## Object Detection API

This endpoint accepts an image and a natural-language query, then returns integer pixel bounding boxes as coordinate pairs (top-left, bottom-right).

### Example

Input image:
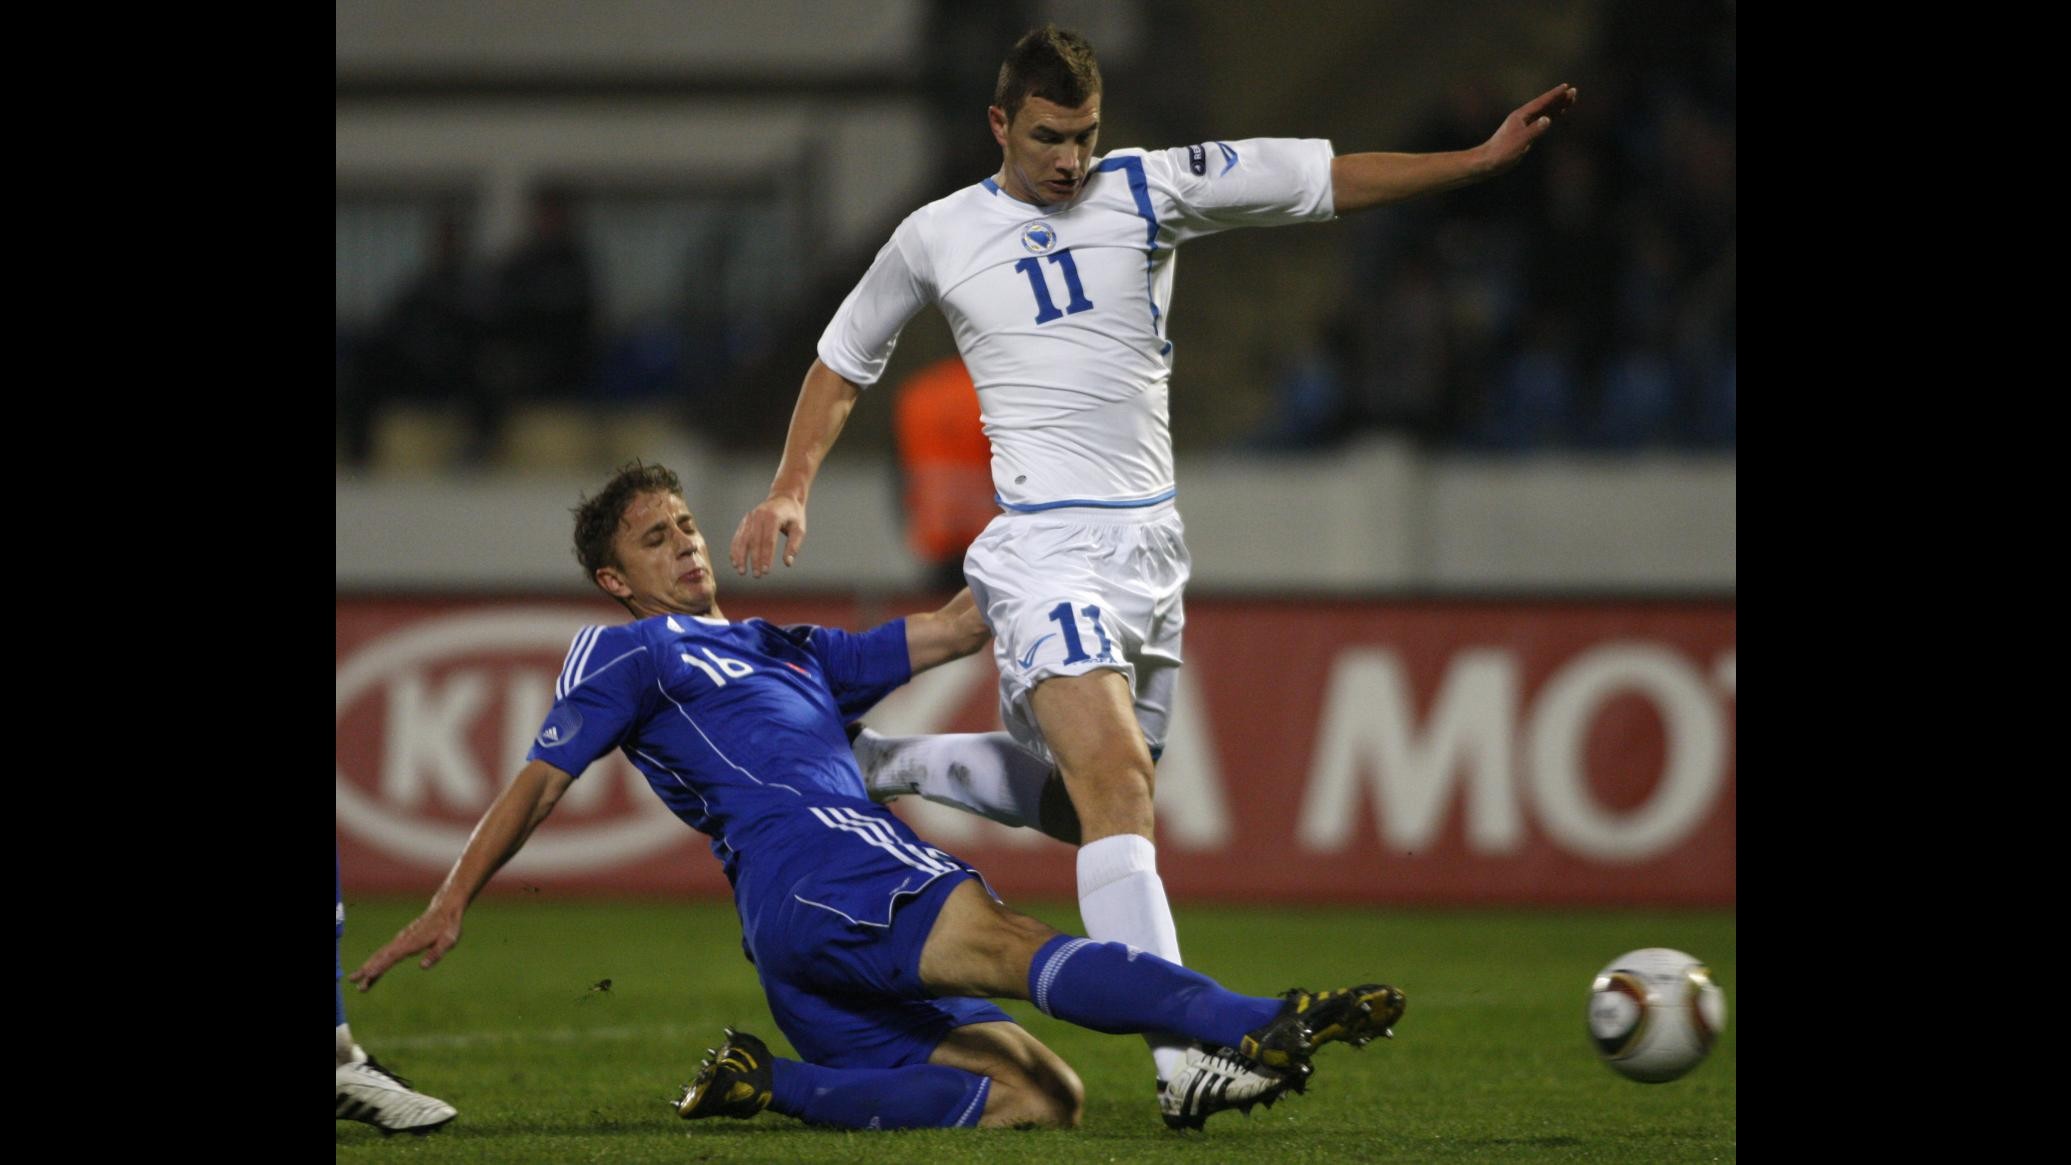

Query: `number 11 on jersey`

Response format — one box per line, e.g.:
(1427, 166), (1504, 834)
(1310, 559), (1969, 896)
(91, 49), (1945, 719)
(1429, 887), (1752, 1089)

(1015, 250), (1095, 325)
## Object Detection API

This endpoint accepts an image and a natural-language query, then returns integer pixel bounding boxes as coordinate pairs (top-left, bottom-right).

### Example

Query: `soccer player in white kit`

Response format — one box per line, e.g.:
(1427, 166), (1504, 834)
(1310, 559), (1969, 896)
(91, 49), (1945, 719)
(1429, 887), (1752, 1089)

(733, 24), (1575, 1121)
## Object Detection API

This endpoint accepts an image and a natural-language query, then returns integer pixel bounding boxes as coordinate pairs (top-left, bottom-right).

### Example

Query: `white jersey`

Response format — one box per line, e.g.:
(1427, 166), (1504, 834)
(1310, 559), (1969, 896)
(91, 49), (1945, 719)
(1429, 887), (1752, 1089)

(818, 138), (1336, 511)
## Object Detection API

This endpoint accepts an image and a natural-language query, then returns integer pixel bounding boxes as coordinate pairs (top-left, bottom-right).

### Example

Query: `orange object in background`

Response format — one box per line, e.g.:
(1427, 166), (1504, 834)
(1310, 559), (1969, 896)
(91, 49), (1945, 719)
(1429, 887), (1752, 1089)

(893, 357), (997, 579)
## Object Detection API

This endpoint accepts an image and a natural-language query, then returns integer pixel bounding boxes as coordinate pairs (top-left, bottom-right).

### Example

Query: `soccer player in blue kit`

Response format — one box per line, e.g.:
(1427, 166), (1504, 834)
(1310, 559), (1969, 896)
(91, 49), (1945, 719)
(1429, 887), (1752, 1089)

(731, 24), (1575, 1119)
(350, 462), (1403, 1131)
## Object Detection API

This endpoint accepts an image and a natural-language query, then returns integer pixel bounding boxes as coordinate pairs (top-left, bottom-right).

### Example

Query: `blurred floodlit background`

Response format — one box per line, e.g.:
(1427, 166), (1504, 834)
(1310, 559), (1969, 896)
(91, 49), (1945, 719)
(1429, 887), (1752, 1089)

(336, 0), (1733, 598)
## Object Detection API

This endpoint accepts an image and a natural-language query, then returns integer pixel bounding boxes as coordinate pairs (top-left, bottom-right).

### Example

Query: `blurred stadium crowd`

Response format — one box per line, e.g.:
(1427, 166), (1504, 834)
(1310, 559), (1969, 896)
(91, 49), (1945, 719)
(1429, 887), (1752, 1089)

(336, 0), (1732, 470)
(1263, 2), (1734, 453)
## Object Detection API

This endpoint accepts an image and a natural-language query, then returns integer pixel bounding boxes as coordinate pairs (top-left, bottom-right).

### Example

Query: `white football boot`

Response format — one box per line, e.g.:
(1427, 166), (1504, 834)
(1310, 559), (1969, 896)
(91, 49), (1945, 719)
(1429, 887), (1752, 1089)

(336, 1053), (457, 1135)
(1158, 1043), (1308, 1131)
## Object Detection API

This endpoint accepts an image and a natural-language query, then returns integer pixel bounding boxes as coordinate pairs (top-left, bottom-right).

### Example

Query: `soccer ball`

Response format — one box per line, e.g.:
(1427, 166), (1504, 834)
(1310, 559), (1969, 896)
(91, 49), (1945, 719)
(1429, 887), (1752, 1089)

(1587, 948), (1727, 1083)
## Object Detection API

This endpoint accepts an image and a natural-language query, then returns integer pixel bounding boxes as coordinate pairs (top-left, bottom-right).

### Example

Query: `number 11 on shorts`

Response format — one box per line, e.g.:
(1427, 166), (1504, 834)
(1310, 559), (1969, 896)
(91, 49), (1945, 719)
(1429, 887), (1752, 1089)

(1047, 601), (1116, 664)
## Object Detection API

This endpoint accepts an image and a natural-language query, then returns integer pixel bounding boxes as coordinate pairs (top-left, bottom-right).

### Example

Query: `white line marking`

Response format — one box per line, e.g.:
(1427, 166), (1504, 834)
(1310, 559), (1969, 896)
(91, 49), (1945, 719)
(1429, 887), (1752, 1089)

(371, 1022), (693, 1052)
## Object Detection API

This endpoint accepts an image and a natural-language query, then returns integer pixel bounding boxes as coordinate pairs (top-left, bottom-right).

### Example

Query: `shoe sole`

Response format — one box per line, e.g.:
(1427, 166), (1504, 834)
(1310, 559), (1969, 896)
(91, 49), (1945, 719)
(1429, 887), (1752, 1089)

(1242, 985), (1407, 1069)
(675, 1069), (717, 1119)
(337, 1097), (456, 1135)
(378, 1116), (455, 1137)
(1307, 985), (1406, 1050)
(676, 1030), (771, 1120)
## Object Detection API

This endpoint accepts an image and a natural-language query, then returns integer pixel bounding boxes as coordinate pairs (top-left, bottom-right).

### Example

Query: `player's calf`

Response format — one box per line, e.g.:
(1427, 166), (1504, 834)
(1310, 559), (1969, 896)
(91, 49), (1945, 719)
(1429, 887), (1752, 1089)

(849, 726), (1082, 844)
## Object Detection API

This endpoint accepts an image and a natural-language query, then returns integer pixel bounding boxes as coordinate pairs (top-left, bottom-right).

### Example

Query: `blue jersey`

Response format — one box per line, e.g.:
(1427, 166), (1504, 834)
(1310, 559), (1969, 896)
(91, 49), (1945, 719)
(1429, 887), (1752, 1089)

(525, 613), (913, 887)
(524, 610), (1008, 1053)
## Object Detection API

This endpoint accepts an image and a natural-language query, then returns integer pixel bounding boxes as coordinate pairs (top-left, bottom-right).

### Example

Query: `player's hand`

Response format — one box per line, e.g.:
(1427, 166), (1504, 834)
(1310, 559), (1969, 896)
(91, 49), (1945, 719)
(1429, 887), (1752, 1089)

(1481, 83), (1577, 175)
(730, 494), (808, 577)
(348, 910), (463, 992)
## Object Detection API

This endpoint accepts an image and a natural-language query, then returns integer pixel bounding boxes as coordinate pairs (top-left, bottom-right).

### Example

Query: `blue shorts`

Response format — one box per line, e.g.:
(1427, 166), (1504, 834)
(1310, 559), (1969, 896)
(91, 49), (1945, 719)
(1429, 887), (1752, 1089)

(735, 801), (1014, 1069)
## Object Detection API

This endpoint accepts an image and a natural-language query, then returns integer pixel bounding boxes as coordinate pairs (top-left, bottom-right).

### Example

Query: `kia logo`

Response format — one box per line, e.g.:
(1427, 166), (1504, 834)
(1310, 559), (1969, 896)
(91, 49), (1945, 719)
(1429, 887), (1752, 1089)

(336, 609), (684, 873)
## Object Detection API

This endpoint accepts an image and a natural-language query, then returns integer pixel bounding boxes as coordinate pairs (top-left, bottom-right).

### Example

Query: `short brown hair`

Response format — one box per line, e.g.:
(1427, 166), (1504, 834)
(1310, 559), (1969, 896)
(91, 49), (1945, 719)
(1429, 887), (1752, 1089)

(993, 25), (1101, 123)
(571, 460), (683, 582)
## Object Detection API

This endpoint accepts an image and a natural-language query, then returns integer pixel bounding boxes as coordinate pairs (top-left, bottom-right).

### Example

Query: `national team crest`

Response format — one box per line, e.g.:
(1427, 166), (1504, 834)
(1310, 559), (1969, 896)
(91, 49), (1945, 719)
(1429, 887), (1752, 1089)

(1020, 222), (1058, 254)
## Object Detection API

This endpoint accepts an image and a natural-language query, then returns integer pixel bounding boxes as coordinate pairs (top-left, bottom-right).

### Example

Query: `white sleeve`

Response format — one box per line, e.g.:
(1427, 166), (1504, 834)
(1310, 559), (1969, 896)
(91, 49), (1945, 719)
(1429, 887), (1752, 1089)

(1148, 138), (1337, 243)
(815, 216), (935, 389)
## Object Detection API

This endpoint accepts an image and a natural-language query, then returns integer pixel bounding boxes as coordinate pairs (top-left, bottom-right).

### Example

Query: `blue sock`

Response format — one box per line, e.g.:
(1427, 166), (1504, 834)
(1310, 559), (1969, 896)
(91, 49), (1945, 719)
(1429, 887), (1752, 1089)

(1027, 935), (1285, 1049)
(769, 1057), (991, 1129)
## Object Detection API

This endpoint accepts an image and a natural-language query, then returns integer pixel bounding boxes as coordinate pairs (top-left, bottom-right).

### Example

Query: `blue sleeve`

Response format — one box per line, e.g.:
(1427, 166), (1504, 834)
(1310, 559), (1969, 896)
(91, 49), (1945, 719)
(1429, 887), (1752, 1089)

(525, 624), (656, 776)
(805, 619), (913, 721)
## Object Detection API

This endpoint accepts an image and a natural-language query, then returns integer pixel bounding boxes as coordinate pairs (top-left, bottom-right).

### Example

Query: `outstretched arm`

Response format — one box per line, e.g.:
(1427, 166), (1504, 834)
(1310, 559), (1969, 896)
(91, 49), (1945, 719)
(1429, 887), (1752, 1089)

(348, 759), (576, 991)
(905, 587), (991, 674)
(730, 359), (865, 577)
(1330, 83), (1577, 213)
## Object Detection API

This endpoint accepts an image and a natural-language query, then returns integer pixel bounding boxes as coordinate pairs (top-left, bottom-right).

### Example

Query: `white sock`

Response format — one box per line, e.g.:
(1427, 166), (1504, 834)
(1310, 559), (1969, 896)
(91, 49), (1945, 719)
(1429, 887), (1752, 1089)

(1076, 833), (1189, 1083)
(336, 1022), (364, 1068)
(854, 730), (1053, 830)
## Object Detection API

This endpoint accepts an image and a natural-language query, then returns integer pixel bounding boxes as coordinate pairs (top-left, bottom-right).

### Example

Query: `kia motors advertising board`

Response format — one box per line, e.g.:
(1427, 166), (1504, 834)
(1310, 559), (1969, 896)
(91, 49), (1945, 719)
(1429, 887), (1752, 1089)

(338, 598), (1734, 904)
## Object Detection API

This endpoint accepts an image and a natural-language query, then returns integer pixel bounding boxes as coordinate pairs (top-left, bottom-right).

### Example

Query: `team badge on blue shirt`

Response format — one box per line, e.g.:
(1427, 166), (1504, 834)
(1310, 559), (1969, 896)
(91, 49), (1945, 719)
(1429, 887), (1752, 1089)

(1020, 222), (1058, 254)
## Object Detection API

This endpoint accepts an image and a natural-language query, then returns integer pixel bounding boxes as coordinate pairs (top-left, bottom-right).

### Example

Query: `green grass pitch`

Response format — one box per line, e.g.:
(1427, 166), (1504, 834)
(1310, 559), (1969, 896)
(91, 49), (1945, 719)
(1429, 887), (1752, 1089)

(338, 897), (1735, 1161)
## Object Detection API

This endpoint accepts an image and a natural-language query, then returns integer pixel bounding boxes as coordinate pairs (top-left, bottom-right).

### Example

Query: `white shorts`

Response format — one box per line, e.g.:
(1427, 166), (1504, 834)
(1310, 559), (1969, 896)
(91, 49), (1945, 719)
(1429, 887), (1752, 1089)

(962, 501), (1190, 763)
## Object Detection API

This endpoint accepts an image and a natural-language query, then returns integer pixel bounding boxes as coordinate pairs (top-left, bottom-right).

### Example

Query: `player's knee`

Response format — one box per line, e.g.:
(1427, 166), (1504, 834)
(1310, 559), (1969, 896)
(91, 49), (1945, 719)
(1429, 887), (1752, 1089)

(983, 900), (1063, 964)
(1067, 779), (1155, 842)
(982, 1061), (1084, 1129)
(1056, 754), (1156, 834)
(1027, 1060), (1085, 1128)
(1041, 1058), (1085, 1127)
(924, 889), (1064, 995)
